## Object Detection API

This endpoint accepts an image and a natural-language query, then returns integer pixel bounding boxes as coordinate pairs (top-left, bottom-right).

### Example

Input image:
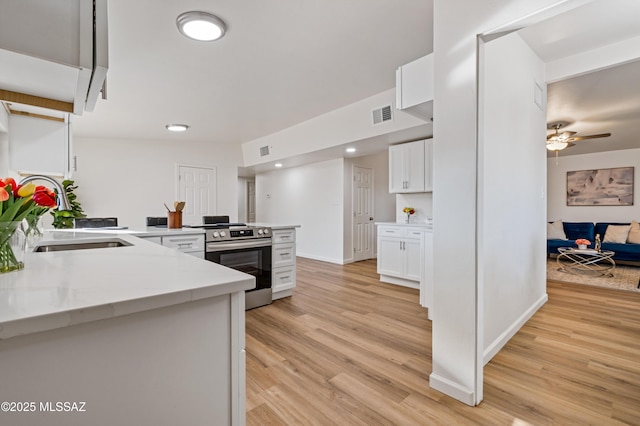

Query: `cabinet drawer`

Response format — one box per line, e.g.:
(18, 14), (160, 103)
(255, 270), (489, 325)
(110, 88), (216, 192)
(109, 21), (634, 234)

(402, 228), (424, 239)
(273, 266), (296, 292)
(378, 227), (402, 237)
(273, 243), (295, 268)
(272, 229), (296, 244)
(162, 234), (205, 253)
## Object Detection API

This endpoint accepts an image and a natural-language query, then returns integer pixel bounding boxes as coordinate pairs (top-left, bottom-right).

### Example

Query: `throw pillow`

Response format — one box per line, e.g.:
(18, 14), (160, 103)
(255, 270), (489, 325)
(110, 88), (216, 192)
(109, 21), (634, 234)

(603, 224), (631, 244)
(547, 220), (567, 240)
(627, 221), (640, 244)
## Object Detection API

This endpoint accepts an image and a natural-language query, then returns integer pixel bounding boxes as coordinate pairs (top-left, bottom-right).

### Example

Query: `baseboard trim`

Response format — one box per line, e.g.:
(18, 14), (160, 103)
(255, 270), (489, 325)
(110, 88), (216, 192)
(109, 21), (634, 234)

(429, 373), (476, 406)
(296, 253), (345, 265)
(379, 275), (420, 289)
(483, 292), (549, 365)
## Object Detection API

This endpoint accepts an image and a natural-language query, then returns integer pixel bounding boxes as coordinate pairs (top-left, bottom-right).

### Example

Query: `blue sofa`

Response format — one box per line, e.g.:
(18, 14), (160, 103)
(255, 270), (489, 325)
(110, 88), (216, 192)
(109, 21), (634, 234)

(547, 221), (640, 263)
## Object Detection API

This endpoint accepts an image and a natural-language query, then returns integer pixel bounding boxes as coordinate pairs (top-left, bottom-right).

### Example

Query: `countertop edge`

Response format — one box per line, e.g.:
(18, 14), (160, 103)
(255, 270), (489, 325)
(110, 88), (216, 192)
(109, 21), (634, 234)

(0, 278), (254, 341)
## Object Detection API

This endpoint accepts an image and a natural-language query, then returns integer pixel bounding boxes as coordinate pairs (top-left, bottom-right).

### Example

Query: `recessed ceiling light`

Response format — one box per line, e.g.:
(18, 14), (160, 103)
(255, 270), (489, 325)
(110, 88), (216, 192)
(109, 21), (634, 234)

(274, 163), (283, 168)
(346, 147), (356, 153)
(166, 124), (189, 132)
(176, 11), (227, 41)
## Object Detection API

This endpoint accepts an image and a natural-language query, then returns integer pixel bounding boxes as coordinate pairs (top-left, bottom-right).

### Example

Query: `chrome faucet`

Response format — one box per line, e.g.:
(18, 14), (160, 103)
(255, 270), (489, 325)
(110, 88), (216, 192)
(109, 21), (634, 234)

(18, 175), (71, 211)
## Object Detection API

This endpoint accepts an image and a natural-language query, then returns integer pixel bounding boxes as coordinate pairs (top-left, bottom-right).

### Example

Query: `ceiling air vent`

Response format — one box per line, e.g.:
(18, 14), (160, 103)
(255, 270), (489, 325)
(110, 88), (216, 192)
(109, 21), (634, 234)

(259, 145), (270, 156)
(372, 105), (392, 125)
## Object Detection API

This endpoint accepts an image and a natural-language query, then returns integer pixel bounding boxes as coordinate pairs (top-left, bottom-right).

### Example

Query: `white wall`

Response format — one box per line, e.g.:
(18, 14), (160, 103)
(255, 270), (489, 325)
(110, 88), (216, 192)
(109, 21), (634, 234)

(548, 148), (640, 222)
(432, 0), (568, 406)
(242, 89), (428, 167)
(395, 193), (432, 224)
(480, 32), (548, 365)
(73, 138), (242, 228)
(255, 158), (345, 264)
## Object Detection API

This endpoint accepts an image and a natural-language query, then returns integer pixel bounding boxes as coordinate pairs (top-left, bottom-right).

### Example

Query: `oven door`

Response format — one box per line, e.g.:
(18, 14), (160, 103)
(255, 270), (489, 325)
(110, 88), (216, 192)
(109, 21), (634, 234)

(206, 240), (272, 309)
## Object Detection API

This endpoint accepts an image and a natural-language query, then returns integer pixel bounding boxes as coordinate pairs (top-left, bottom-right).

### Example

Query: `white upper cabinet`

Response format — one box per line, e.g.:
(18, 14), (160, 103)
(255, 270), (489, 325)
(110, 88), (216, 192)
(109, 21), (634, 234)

(396, 53), (434, 120)
(389, 140), (425, 193)
(8, 114), (74, 178)
(0, 0), (108, 115)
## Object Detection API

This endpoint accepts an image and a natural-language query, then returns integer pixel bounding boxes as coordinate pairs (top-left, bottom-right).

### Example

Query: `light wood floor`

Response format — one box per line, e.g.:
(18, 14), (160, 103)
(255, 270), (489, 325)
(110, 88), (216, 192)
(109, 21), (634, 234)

(246, 258), (640, 425)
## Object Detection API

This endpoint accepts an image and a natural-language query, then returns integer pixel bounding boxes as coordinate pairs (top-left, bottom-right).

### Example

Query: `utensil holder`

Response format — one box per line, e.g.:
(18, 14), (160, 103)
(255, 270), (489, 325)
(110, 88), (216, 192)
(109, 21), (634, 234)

(168, 211), (182, 229)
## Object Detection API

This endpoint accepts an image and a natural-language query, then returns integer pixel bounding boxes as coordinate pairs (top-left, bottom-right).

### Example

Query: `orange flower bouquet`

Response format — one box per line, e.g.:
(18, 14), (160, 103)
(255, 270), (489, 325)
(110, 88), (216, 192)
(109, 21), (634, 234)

(575, 238), (590, 249)
(1, 177), (57, 273)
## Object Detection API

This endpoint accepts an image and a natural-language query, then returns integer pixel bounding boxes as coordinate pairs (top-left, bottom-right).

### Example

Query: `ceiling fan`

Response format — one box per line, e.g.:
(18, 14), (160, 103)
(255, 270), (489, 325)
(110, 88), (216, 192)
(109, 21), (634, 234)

(546, 121), (611, 151)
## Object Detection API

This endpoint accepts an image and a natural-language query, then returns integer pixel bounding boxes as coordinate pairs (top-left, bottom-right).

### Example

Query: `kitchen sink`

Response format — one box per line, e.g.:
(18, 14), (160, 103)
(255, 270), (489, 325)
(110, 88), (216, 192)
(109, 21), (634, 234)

(34, 238), (132, 252)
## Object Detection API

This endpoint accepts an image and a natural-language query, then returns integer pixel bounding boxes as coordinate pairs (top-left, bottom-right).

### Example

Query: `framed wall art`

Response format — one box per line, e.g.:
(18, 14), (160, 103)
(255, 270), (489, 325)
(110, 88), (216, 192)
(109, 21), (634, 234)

(567, 166), (634, 206)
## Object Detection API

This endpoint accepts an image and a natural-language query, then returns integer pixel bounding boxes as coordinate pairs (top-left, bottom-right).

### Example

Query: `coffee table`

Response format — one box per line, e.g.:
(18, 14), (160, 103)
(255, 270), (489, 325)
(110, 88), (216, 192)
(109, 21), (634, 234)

(556, 247), (616, 276)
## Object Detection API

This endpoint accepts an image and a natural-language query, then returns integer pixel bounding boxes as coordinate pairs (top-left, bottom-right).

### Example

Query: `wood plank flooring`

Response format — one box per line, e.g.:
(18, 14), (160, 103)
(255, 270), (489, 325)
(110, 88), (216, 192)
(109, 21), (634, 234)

(246, 258), (640, 425)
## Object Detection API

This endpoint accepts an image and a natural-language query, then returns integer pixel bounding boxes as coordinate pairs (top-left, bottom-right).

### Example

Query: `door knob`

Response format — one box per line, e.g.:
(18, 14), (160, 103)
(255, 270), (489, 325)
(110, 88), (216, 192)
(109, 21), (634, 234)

(369, 217), (374, 220)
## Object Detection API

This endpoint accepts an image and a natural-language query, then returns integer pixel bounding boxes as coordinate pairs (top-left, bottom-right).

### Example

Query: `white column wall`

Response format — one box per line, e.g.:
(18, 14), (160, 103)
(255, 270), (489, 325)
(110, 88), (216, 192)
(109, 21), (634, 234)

(431, 0), (568, 405)
(480, 32), (548, 364)
(72, 138), (242, 228)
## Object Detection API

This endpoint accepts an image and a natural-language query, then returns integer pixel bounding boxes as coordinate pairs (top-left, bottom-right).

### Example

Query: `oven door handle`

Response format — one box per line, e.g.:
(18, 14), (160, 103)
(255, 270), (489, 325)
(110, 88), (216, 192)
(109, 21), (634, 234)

(206, 240), (271, 252)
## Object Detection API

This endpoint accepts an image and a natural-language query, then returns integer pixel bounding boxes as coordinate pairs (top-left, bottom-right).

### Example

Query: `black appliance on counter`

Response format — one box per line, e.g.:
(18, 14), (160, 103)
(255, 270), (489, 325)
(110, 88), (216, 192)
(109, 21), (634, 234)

(146, 217), (168, 227)
(189, 216), (273, 310)
(74, 217), (121, 228)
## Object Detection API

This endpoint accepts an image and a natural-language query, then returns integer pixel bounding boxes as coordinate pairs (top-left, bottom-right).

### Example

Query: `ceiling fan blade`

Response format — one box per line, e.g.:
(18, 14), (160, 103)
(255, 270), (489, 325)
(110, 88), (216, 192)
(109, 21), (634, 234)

(568, 133), (612, 142)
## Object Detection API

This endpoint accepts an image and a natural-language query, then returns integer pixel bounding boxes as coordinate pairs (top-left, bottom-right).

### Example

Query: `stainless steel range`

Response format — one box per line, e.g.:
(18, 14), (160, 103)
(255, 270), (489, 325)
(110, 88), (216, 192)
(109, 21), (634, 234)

(190, 217), (272, 310)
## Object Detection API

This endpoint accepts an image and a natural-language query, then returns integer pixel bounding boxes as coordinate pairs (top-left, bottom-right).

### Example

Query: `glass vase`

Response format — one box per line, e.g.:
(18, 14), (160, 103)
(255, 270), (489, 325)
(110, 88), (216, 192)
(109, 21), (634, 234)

(406, 214), (411, 224)
(23, 215), (44, 248)
(0, 221), (26, 273)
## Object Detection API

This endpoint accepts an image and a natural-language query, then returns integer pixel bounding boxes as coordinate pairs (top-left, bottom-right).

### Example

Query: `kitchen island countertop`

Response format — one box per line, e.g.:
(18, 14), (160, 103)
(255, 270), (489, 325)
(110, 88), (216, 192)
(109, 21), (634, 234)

(0, 230), (254, 340)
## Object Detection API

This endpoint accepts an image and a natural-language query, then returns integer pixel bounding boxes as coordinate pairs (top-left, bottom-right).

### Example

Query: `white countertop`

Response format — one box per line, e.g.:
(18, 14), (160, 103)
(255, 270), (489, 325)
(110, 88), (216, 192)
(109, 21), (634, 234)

(376, 221), (433, 229)
(246, 223), (301, 230)
(0, 231), (255, 340)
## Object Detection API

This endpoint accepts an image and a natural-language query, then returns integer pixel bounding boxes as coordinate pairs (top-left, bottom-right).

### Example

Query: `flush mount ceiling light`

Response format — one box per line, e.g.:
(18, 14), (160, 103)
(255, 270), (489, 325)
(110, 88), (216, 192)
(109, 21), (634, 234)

(176, 11), (226, 41)
(166, 124), (189, 132)
(274, 163), (283, 168)
(345, 147), (356, 153)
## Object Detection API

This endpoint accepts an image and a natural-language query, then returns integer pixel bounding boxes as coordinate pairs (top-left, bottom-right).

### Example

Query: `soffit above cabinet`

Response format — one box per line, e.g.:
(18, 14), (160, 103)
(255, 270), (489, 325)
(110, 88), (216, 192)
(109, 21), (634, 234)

(0, 0), (108, 115)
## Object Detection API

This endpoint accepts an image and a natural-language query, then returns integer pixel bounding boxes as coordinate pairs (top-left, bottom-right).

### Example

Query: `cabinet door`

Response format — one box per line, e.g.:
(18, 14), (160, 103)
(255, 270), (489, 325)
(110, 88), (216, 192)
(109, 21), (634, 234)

(424, 138), (433, 192)
(9, 114), (73, 177)
(377, 237), (404, 277)
(388, 144), (406, 193)
(405, 140), (425, 192)
(389, 140), (425, 193)
(404, 239), (422, 281)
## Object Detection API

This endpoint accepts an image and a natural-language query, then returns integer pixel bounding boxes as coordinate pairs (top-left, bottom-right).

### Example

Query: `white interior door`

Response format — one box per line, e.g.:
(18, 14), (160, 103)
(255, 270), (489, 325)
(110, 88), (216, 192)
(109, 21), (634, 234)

(177, 165), (216, 225)
(353, 166), (374, 262)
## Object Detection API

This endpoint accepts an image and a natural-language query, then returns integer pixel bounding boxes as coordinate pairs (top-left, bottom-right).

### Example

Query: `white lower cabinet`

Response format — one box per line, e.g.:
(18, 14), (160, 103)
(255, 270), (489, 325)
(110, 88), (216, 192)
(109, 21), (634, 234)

(377, 225), (425, 289)
(272, 228), (297, 300)
(139, 233), (205, 258)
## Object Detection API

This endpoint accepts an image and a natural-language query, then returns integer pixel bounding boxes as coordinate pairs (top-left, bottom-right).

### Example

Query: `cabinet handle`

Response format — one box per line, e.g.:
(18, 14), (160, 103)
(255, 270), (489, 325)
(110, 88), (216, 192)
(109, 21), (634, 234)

(178, 243), (193, 248)
(281, 275), (290, 280)
(280, 252), (290, 256)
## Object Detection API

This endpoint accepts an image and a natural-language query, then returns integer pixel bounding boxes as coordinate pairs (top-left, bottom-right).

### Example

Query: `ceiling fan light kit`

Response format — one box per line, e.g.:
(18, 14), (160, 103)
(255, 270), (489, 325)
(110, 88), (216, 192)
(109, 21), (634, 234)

(546, 121), (611, 152)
